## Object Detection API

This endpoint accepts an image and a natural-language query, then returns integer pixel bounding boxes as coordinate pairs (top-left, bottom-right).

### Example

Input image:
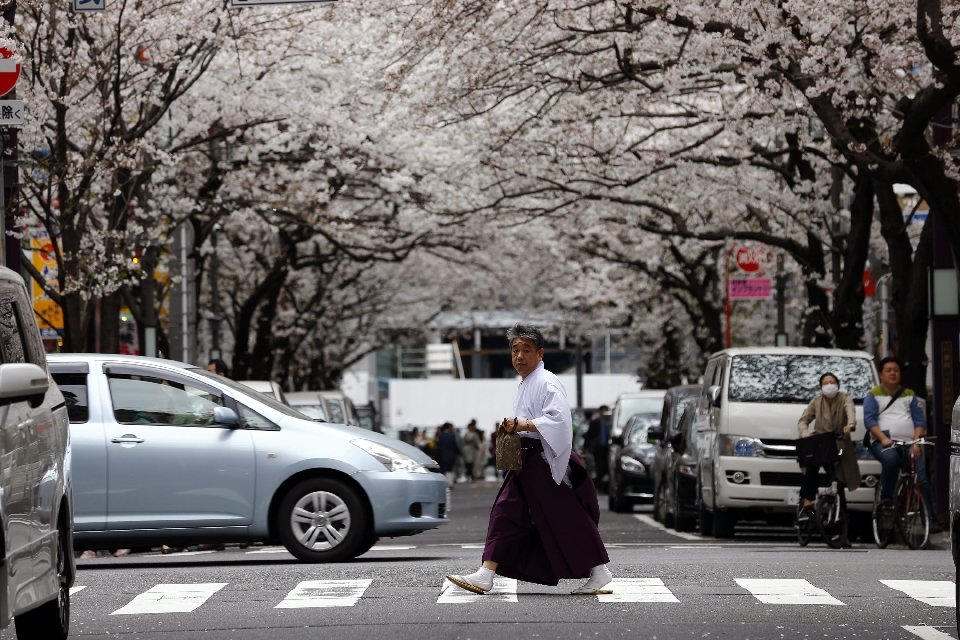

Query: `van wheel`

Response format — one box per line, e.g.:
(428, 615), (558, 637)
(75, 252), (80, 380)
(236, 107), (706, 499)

(15, 518), (70, 640)
(277, 478), (369, 562)
(712, 509), (736, 538)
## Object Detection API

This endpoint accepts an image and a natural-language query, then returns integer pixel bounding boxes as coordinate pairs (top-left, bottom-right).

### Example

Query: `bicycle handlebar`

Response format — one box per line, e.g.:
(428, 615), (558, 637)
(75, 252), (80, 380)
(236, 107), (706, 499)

(885, 436), (936, 448)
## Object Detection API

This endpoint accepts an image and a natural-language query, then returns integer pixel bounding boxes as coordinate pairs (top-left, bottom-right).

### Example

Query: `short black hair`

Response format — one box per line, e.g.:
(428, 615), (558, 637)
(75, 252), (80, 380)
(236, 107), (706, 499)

(506, 323), (545, 350)
(208, 358), (229, 377)
(878, 356), (903, 372)
(819, 372), (840, 386)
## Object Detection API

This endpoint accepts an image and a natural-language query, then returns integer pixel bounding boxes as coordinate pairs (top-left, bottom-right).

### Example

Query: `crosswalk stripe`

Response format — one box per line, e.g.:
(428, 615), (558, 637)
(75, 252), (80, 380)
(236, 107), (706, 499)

(439, 577), (517, 603)
(735, 579), (844, 605)
(275, 579), (372, 608)
(598, 578), (679, 603)
(902, 626), (956, 640)
(881, 580), (955, 607)
(70, 586), (86, 596)
(633, 514), (701, 541)
(111, 583), (227, 615)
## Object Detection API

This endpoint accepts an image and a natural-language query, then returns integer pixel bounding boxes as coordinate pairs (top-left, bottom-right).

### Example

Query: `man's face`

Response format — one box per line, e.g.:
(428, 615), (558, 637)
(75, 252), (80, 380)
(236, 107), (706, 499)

(880, 362), (901, 388)
(511, 337), (544, 378)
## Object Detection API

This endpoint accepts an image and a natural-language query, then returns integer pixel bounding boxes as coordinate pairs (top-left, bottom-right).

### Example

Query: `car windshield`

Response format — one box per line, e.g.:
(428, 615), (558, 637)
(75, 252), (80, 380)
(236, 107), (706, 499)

(617, 397), (664, 428)
(626, 415), (660, 446)
(727, 354), (876, 404)
(290, 404), (327, 421)
(191, 369), (309, 419)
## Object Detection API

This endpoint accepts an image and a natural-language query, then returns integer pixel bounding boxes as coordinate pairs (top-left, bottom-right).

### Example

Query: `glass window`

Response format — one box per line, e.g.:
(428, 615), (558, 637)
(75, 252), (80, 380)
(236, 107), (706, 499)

(727, 354), (876, 404)
(0, 300), (25, 365)
(325, 399), (345, 424)
(108, 374), (221, 426)
(291, 404), (327, 421)
(625, 415), (660, 447)
(52, 372), (89, 423)
(236, 403), (278, 430)
(191, 369), (309, 420)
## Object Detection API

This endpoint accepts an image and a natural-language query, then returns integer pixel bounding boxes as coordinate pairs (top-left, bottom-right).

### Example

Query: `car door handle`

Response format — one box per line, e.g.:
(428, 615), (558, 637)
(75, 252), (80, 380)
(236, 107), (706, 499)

(111, 435), (145, 444)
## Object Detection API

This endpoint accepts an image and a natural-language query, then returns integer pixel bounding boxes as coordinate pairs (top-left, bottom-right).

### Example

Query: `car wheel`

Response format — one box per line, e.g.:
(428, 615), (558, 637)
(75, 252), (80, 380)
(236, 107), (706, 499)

(15, 517), (70, 640)
(277, 478), (369, 563)
(674, 491), (693, 532)
(712, 508), (735, 538)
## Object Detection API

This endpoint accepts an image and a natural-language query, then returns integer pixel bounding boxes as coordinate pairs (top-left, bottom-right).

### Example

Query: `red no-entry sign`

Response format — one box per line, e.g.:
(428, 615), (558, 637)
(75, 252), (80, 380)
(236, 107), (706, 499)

(0, 48), (21, 98)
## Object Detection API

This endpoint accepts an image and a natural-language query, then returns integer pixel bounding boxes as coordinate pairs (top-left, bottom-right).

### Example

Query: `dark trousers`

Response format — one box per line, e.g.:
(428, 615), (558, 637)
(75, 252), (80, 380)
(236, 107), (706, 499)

(482, 441), (609, 585)
(800, 462), (834, 502)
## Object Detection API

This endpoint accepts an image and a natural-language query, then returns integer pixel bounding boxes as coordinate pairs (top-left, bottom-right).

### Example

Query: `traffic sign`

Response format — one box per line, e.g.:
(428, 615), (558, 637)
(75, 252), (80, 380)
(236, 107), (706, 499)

(230, 0), (336, 5)
(0, 100), (25, 127)
(734, 245), (773, 274)
(0, 48), (20, 98)
(72, 0), (106, 11)
(729, 278), (772, 299)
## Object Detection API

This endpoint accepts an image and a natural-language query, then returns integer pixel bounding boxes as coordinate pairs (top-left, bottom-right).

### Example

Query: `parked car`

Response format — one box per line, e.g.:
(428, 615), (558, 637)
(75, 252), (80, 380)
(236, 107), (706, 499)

(650, 384), (702, 525)
(693, 347), (881, 539)
(286, 391), (330, 421)
(319, 390), (359, 426)
(610, 390), (666, 440)
(48, 354), (448, 562)
(0, 266), (74, 639)
(238, 379), (289, 405)
(659, 397), (700, 531)
(607, 412), (660, 512)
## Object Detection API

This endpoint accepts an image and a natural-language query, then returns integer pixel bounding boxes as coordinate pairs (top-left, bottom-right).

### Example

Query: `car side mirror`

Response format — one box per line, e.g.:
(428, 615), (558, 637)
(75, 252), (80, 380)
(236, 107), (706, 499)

(670, 433), (686, 454)
(0, 363), (49, 408)
(214, 406), (240, 427)
(709, 385), (722, 408)
(648, 426), (664, 441)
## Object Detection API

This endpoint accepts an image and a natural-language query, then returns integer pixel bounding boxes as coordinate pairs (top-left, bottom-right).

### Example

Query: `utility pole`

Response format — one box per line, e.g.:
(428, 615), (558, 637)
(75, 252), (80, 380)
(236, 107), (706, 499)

(1, 0), (18, 272)
(775, 254), (788, 346)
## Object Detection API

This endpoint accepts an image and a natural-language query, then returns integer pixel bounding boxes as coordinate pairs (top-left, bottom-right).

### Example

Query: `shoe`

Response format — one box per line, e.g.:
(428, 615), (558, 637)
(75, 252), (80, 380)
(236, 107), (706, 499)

(796, 507), (814, 523)
(571, 564), (614, 595)
(446, 574), (491, 595)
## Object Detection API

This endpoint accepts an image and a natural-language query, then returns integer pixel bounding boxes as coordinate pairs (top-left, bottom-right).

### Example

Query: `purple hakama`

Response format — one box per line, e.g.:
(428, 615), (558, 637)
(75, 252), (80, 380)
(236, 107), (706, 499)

(482, 439), (610, 586)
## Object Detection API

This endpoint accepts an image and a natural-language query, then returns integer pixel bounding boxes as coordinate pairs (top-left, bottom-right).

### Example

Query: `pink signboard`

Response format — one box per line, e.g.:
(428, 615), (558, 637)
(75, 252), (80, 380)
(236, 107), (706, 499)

(729, 278), (772, 299)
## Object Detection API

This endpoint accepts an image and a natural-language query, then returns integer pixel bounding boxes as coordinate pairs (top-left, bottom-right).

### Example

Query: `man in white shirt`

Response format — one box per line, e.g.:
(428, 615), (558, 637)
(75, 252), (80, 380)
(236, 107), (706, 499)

(446, 324), (614, 596)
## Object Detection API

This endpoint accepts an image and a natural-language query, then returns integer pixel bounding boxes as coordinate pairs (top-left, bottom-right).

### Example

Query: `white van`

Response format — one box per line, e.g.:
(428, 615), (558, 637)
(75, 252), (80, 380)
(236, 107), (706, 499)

(694, 347), (881, 538)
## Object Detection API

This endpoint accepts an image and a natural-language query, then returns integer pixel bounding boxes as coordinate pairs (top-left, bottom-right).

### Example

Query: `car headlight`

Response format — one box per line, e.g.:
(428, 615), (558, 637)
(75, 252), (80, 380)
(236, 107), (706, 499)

(351, 439), (431, 473)
(620, 456), (645, 473)
(719, 435), (762, 457)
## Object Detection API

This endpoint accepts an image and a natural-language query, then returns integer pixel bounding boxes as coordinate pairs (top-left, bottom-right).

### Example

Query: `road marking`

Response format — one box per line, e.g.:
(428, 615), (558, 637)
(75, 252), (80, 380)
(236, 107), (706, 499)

(460, 544), (485, 549)
(369, 545), (416, 551)
(70, 586), (86, 596)
(903, 626), (956, 640)
(144, 550), (217, 558)
(275, 579), (372, 608)
(881, 580), (955, 607)
(632, 514), (701, 541)
(111, 583), (227, 615)
(598, 578), (679, 603)
(439, 577), (517, 603)
(245, 547), (290, 555)
(735, 578), (844, 605)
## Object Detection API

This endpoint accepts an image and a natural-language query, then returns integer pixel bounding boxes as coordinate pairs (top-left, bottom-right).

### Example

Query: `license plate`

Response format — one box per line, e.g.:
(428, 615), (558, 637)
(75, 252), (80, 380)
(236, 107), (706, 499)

(786, 488), (800, 506)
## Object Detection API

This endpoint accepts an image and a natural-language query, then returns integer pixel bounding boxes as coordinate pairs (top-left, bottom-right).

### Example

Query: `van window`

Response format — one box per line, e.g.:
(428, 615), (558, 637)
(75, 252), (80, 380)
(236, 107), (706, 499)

(52, 372), (89, 423)
(727, 354), (875, 404)
(615, 398), (664, 429)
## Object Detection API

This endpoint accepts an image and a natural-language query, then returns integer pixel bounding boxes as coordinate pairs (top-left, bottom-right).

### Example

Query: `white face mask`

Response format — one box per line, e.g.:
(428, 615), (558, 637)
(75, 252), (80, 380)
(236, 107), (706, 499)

(821, 383), (839, 398)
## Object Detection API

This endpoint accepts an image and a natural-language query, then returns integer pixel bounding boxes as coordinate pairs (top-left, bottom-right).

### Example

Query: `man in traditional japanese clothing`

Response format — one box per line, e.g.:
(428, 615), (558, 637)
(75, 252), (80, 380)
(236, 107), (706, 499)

(446, 323), (614, 596)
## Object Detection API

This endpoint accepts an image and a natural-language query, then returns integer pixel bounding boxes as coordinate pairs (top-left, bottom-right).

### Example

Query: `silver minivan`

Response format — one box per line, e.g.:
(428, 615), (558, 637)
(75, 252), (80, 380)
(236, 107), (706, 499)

(0, 267), (73, 639)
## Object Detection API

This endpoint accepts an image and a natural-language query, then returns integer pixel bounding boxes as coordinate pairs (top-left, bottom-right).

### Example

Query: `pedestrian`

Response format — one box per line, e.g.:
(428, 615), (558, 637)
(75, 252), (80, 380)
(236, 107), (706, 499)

(436, 422), (461, 488)
(462, 419), (482, 481)
(472, 426), (487, 481)
(584, 405), (611, 488)
(446, 323), (613, 596)
(207, 358), (230, 378)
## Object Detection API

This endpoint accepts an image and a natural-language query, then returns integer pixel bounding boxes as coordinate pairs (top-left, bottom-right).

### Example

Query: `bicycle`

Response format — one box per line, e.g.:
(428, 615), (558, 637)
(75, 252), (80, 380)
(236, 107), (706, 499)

(870, 437), (935, 550)
(794, 431), (848, 549)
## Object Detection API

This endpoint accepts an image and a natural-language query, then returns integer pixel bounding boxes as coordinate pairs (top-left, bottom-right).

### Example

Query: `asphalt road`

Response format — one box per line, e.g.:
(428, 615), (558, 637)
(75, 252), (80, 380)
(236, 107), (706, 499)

(28, 480), (960, 640)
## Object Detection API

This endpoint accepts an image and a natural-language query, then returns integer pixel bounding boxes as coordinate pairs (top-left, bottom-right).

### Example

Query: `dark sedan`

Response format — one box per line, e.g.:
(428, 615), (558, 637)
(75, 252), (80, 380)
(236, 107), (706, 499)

(607, 413), (660, 512)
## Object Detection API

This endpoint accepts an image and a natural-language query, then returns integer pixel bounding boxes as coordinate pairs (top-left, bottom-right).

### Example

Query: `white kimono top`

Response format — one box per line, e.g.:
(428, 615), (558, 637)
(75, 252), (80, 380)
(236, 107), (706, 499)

(513, 361), (573, 485)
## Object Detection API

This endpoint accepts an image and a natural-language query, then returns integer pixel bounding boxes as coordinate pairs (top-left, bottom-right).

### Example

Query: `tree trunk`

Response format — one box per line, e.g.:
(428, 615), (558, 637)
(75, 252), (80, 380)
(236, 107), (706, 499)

(831, 175), (874, 349)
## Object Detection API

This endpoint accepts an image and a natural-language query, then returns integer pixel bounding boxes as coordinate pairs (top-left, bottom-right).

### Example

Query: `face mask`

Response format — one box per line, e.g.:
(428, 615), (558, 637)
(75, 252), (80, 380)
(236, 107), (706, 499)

(821, 383), (839, 398)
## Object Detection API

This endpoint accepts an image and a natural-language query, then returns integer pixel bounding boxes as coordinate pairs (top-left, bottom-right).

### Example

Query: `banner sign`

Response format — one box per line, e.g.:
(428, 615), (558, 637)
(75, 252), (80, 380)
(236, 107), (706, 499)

(729, 278), (772, 300)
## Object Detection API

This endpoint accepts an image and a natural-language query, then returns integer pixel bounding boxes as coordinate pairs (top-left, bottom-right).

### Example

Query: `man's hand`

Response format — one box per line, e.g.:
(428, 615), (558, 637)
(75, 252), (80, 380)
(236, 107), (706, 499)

(880, 436), (893, 448)
(501, 417), (518, 433)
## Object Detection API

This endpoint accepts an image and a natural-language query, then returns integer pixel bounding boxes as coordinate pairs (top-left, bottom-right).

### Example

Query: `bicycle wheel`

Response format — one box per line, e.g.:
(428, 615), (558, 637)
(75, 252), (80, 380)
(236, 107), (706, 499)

(815, 492), (847, 549)
(795, 505), (812, 547)
(873, 486), (894, 548)
(894, 476), (929, 550)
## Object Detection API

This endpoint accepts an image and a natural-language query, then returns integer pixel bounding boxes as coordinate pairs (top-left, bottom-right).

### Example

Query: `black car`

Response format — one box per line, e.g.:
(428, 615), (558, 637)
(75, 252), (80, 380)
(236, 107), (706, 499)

(660, 399), (700, 531)
(650, 385), (701, 526)
(607, 413), (660, 512)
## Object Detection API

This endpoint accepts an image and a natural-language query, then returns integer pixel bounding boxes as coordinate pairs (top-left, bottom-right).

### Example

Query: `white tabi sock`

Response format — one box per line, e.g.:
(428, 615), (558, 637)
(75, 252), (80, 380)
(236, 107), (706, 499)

(572, 564), (613, 594)
(462, 566), (494, 591)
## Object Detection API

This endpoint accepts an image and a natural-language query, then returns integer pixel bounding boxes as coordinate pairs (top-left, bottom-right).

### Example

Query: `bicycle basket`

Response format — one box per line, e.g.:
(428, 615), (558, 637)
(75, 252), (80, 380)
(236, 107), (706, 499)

(795, 431), (838, 467)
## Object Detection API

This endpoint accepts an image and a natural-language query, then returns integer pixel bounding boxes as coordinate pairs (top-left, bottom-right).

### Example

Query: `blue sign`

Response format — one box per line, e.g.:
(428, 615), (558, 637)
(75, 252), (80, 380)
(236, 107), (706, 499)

(73, 0), (106, 12)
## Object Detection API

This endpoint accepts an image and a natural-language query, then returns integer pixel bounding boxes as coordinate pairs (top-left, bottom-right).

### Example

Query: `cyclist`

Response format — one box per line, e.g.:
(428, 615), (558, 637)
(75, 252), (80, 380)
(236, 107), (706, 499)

(864, 356), (938, 531)
(796, 372), (858, 520)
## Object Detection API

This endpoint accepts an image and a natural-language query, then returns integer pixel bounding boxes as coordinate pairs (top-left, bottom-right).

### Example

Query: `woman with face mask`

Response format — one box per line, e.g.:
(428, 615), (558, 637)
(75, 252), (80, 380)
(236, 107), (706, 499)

(795, 373), (858, 520)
